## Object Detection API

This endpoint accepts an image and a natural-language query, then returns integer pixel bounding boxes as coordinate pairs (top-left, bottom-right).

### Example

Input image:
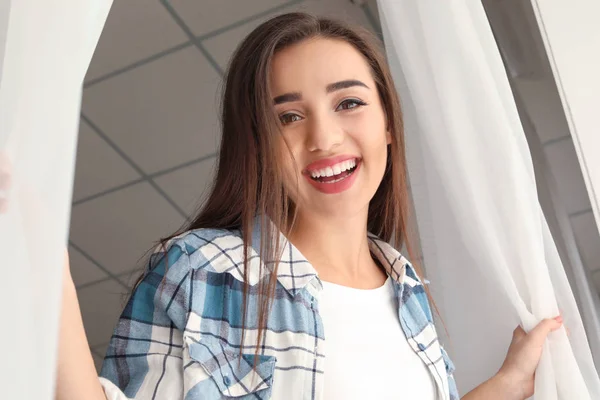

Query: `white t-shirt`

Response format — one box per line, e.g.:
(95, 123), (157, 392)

(319, 276), (437, 400)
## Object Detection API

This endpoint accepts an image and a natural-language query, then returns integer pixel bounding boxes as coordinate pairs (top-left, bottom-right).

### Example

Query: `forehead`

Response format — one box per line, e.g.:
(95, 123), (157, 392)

(270, 37), (374, 94)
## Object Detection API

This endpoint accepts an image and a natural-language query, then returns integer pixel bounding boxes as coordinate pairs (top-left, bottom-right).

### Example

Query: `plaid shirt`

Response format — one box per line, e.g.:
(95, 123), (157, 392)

(99, 225), (459, 400)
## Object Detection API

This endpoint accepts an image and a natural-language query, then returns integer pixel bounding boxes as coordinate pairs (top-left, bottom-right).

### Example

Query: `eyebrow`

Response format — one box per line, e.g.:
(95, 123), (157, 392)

(273, 79), (369, 105)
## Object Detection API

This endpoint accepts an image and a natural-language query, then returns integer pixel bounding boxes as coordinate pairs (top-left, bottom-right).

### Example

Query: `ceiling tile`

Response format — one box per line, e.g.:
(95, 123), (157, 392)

(570, 211), (600, 273)
(544, 139), (592, 215)
(77, 279), (129, 347)
(68, 244), (109, 287)
(365, 0), (380, 30)
(73, 120), (141, 202)
(168, 0), (292, 37)
(114, 268), (146, 290)
(93, 342), (110, 360)
(86, 0), (189, 81)
(154, 157), (216, 217)
(201, 14), (276, 71)
(82, 47), (222, 174)
(203, 0), (374, 71)
(70, 182), (186, 275)
(292, 0), (373, 28)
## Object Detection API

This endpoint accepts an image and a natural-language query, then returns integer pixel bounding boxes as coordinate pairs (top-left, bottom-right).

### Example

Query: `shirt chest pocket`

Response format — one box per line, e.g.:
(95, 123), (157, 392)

(184, 337), (277, 399)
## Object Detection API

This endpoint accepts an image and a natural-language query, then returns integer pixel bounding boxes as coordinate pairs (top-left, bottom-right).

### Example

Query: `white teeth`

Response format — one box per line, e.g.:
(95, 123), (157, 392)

(309, 158), (358, 180)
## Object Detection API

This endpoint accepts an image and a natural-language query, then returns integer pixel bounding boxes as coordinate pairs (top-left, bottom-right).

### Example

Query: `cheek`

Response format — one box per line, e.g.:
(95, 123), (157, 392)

(347, 116), (389, 156)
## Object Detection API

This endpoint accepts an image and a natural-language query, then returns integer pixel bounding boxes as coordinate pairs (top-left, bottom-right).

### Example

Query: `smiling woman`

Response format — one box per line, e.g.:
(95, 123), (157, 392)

(55, 11), (563, 400)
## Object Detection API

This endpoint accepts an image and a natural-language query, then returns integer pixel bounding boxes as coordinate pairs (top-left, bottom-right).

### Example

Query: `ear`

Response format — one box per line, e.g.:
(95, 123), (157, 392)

(386, 129), (392, 145)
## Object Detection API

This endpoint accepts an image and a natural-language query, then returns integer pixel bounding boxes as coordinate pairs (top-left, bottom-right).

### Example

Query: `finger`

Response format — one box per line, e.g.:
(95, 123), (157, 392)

(558, 310), (570, 337)
(528, 317), (562, 343)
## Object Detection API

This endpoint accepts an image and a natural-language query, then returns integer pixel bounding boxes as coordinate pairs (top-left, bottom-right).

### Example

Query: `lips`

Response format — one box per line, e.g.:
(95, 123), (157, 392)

(303, 155), (359, 173)
(302, 155), (361, 194)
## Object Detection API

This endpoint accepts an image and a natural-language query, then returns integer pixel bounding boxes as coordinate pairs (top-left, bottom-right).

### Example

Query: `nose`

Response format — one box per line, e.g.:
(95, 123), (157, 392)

(305, 111), (344, 153)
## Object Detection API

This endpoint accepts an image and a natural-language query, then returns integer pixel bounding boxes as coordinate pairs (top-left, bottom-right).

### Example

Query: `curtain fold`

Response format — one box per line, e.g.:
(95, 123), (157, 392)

(0, 1), (112, 398)
(511, 80), (600, 376)
(377, 1), (600, 398)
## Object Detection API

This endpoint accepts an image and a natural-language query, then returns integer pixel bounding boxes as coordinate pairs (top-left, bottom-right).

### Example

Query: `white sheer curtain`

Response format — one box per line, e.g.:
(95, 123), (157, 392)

(0, 1), (112, 398)
(515, 89), (600, 369)
(377, 1), (600, 398)
(482, 0), (600, 371)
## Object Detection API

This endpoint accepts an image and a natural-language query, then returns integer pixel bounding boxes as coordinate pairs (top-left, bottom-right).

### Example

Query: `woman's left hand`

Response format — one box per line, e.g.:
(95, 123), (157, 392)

(495, 316), (563, 399)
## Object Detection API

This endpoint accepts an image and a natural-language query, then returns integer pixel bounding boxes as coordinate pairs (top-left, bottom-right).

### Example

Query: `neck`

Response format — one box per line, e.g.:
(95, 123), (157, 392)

(287, 208), (386, 288)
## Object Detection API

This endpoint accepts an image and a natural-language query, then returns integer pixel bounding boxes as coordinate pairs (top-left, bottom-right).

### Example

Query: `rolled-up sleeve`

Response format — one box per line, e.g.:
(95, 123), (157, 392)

(99, 241), (191, 399)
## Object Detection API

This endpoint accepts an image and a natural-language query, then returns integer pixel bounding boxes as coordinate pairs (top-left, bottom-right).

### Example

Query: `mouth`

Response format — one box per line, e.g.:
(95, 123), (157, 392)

(304, 157), (361, 184)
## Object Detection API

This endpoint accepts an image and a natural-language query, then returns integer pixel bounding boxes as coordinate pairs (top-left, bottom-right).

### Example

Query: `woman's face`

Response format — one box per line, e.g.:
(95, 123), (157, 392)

(270, 37), (390, 220)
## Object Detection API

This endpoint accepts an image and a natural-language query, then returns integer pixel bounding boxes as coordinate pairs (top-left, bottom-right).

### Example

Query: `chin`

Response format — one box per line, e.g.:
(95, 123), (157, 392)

(303, 192), (371, 221)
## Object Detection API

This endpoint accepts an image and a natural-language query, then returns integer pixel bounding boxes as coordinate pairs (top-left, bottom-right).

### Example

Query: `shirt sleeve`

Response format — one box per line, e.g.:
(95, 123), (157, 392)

(98, 241), (192, 399)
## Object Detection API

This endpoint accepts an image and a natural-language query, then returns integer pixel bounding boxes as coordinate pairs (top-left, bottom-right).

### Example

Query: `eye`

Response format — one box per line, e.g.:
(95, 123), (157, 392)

(280, 113), (303, 125)
(336, 98), (367, 111)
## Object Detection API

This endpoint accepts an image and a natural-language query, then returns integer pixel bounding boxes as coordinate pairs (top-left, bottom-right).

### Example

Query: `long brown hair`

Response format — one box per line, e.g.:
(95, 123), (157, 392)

(136, 12), (439, 358)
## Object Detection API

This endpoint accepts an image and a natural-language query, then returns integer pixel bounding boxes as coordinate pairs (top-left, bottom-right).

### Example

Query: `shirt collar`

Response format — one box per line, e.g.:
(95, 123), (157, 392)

(251, 216), (412, 297)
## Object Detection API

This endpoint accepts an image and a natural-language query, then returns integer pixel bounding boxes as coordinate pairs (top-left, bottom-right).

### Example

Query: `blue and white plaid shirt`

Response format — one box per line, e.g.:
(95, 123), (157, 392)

(99, 225), (459, 400)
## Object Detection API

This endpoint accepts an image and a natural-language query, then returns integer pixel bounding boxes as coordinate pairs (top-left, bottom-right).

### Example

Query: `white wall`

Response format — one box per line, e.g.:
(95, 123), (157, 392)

(529, 0), (600, 233)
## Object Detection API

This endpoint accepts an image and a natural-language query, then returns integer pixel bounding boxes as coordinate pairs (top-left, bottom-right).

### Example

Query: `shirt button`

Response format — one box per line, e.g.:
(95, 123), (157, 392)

(223, 375), (231, 386)
(418, 343), (426, 351)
